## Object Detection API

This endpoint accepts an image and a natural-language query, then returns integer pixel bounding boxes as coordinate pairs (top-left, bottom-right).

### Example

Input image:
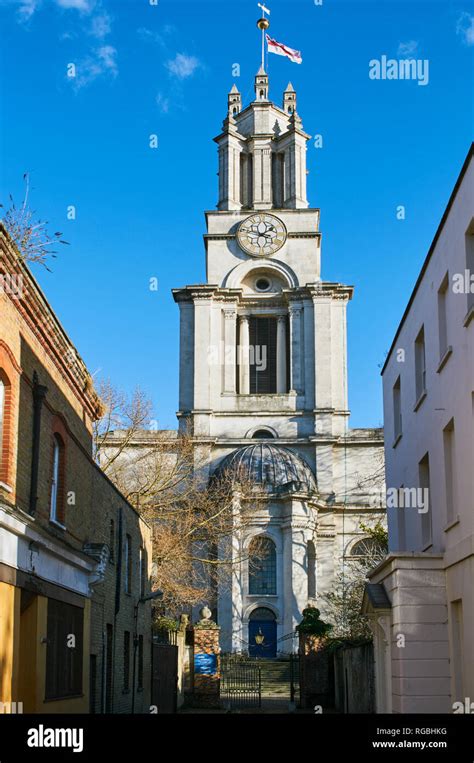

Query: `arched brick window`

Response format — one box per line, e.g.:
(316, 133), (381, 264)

(0, 366), (14, 487)
(0, 376), (6, 476)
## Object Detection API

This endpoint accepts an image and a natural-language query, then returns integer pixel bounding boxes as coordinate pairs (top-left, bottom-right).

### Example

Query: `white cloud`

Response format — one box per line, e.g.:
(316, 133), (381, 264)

(89, 11), (110, 38)
(156, 92), (170, 114)
(165, 52), (201, 79)
(397, 40), (418, 57)
(137, 27), (167, 49)
(456, 12), (474, 46)
(55, 0), (94, 11)
(97, 44), (116, 69)
(15, 0), (39, 21)
(71, 44), (117, 89)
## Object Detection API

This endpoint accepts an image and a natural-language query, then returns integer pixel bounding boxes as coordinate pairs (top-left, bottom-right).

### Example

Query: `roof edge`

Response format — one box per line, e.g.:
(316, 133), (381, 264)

(381, 142), (474, 376)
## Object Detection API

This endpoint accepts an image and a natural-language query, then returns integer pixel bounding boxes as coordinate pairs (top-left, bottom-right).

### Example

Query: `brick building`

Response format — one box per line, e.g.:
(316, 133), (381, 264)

(0, 222), (152, 713)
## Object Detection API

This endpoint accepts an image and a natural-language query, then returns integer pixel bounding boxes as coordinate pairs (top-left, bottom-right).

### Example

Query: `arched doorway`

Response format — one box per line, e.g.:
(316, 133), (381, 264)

(248, 607), (277, 658)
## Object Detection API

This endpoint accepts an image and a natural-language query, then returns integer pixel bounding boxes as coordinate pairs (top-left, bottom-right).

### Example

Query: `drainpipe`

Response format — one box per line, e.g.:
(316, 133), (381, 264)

(29, 371), (48, 515)
(112, 507), (123, 714)
(101, 629), (106, 714)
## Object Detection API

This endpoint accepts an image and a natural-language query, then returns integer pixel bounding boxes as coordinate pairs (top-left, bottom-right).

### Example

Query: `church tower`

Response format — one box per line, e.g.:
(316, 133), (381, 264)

(173, 67), (385, 654)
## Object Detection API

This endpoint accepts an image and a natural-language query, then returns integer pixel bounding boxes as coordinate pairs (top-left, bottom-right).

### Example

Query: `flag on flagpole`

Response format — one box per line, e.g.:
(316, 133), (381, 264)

(266, 34), (302, 64)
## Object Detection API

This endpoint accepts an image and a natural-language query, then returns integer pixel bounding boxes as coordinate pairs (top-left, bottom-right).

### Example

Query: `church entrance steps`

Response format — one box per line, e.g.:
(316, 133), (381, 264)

(251, 658), (299, 700)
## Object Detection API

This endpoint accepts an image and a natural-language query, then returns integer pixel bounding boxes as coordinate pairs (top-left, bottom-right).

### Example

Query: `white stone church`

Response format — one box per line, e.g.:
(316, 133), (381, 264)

(171, 68), (386, 655)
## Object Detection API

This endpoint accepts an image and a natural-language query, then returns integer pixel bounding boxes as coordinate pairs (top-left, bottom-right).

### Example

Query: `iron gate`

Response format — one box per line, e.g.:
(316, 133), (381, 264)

(220, 655), (261, 709)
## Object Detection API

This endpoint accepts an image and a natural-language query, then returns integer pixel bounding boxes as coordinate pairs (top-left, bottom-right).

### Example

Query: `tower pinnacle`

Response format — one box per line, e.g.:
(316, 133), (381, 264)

(255, 66), (269, 101)
(228, 84), (242, 116)
(283, 82), (296, 114)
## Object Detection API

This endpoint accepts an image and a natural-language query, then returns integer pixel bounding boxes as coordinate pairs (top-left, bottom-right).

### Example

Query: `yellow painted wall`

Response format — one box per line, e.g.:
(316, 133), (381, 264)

(0, 582), (20, 703)
(17, 593), (40, 712)
(2, 586), (90, 713)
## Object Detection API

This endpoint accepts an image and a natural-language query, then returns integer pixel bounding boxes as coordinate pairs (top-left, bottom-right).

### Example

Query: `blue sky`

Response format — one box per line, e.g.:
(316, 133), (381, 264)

(0, 0), (473, 429)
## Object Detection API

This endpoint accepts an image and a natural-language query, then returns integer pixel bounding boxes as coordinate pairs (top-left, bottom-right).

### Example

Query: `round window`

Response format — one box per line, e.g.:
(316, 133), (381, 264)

(255, 277), (271, 292)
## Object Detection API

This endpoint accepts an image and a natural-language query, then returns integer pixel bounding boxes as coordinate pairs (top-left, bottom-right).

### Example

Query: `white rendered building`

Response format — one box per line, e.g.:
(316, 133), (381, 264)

(364, 145), (474, 712)
(173, 70), (385, 655)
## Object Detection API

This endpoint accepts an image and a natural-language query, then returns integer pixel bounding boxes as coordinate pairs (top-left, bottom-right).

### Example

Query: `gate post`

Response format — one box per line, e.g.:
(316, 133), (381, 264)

(192, 607), (221, 709)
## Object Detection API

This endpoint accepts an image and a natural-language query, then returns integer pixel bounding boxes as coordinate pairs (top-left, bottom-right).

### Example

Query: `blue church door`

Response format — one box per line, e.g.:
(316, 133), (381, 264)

(248, 608), (277, 658)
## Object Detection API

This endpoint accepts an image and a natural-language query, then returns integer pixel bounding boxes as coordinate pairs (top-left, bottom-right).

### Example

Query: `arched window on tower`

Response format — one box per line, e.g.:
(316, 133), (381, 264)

(252, 429), (274, 439)
(307, 540), (316, 600)
(249, 536), (276, 595)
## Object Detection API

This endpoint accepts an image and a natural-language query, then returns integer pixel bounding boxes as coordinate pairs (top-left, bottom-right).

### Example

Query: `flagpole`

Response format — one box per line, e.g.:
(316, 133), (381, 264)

(257, 3), (270, 70)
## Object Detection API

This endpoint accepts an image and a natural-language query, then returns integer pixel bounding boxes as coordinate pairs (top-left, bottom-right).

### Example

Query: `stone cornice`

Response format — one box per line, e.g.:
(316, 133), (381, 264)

(203, 232), (320, 241)
(0, 224), (103, 421)
(172, 282), (355, 307)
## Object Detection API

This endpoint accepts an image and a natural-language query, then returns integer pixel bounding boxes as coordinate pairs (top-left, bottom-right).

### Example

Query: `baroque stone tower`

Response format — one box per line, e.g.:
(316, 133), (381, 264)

(173, 70), (385, 655)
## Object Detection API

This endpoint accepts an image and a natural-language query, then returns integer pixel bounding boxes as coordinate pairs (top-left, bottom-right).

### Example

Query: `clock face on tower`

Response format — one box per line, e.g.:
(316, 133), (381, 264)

(236, 213), (287, 257)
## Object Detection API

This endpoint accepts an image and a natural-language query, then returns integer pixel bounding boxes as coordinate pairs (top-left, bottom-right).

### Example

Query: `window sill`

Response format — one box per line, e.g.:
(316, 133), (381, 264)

(413, 389), (427, 412)
(443, 516), (460, 532)
(44, 693), (84, 703)
(246, 594), (277, 598)
(0, 481), (13, 494)
(49, 518), (66, 531)
(236, 392), (295, 398)
(463, 304), (474, 328)
(392, 432), (402, 449)
(436, 346), (453, 373)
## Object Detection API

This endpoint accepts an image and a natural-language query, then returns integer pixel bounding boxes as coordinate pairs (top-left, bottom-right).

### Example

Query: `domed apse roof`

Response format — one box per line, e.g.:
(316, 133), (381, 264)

(213, 444), (317, 495)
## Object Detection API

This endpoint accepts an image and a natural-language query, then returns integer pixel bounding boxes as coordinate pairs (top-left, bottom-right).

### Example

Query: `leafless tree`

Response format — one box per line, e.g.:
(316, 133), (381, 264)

(94, 379), (268, 613)
(1, 174), (69, 270)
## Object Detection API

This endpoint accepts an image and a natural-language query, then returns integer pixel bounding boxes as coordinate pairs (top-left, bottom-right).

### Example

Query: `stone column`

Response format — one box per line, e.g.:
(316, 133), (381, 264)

(217, 132), (242, 211)
(289, 305), (303, 393)
(276, 315), (287, 394)
(223, 308), (237, 394)
(282, 522), (293, 640)
(239, 316), (250, 394)
(193, 607), (221, 709)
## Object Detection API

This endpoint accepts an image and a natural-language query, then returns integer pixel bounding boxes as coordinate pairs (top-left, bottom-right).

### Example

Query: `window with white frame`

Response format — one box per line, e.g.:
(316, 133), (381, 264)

(393, 376), (402, 440)
(419, 453), (432, 547)
(437, 273), (449, 361)
(124, 534), (132, 594)
(414, 326), (426, 402)
(50, 433), (64, 524)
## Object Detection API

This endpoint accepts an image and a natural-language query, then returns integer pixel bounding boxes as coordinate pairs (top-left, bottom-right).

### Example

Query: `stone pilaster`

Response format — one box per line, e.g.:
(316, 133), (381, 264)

(223, 308), (237, 394)
(276, 315), (287, 393)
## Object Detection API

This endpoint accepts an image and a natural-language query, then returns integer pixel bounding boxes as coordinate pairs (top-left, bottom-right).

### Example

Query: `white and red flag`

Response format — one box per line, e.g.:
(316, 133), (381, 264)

(266, 34), (302, 64)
